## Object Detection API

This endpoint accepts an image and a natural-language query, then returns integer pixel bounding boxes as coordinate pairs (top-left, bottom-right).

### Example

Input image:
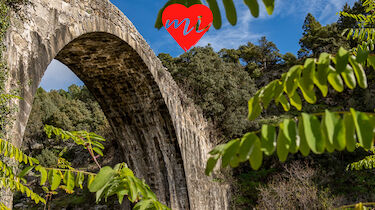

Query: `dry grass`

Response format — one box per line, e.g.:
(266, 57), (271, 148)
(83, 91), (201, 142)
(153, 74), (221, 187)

(256, 161), (343, 209)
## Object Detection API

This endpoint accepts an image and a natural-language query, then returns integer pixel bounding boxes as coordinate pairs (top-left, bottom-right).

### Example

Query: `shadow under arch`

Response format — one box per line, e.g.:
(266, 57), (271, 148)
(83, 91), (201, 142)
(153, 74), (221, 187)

(54, 32), (189, 209)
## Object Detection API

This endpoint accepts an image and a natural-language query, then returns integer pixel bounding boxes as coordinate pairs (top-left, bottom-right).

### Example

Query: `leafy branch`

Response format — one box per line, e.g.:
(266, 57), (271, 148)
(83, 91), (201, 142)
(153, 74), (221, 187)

(340, 0), (375, 42)
(206, 108), (375, 175)
(247, 47), (371, 120)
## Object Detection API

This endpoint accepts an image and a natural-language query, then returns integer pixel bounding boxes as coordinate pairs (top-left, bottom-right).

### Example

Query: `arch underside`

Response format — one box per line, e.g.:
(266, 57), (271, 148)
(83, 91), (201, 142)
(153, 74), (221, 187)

(55, 32), (189, 209)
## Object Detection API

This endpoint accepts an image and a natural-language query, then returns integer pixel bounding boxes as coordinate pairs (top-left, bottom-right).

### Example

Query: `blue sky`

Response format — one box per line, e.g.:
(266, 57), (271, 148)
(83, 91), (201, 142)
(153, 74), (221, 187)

(40, 0), (356, 91)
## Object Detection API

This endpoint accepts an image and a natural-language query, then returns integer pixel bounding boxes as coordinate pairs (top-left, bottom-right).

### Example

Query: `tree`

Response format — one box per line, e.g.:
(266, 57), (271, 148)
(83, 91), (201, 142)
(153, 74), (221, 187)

(299, 13), (349, 58)
(159, 46), (258, 140)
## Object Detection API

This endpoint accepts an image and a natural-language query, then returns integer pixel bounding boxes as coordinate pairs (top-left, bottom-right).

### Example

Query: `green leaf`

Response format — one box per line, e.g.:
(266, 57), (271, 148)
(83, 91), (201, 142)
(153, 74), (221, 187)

(221, 139), (240, 168)
(276, 125), (289, 162)
(327, 68), (344, 92)
(93, 147), (103, 156)
(284, 65), (302, 97)
(344, 113), (356, 152)
(244, 0), (259, 17)
(230, 155), (240, 168)
(301, 113), (325, 154)
(321, 115), (335, 153)
(323, 110), (346, 152)
(207, 0), (222, 29)
(205, 156), (219, 176)
(248, 94), (262, 120)
(289, 92), (302, 111)
(283, 119), (298, 153)
(260, 81), (276, 109)
(351, 109), (374, 149)
(87, 174), (95, 188)
(39, 167), (48, 186)
(239, 133), (258, 162)
(66, 171), (75, 191)
(209, 144), (225, 155)
(51, 170), (62, 191)
(117, 189), (128, 204)
(262, 0), (275, 15)
(133, 199), (153, 210)
(341, 65), (357, 89)
(18, 166), (34, 178)
(356, 45), (369, 63)
(260, 125), (276, 156)
(324, 110), (339, 145)
(95, 181), (110, 203)
(333, 118), (346, 151)
(350, 56), (368, 88)
(75, 172), (84, 189)
(88, 166), (115, 192)
(335, 47), (349, 73)
(277, 94), (290, 112)
(223, 0), (237, 25)
(299, 59), (316, 103)
(127, 176), (139, 202)
(249, 137), (262, 170)
(367, 55), (375, 70)
(273, 79), (284, 100)
(298, 118), (310, 156)
(121, 167), (135, 177)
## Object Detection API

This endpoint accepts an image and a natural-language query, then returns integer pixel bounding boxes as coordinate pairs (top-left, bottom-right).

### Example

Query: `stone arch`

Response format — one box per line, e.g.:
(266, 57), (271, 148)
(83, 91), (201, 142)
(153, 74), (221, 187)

(4, 0), (230, 209)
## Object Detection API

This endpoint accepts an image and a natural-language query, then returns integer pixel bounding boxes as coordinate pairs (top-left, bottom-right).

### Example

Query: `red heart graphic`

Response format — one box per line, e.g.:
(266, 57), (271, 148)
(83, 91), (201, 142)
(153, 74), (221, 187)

(162, 4), (213, 52)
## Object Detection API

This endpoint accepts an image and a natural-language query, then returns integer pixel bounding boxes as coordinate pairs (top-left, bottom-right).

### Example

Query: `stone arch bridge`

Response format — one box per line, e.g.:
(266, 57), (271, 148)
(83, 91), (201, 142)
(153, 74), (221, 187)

(4, 0), (229, 209)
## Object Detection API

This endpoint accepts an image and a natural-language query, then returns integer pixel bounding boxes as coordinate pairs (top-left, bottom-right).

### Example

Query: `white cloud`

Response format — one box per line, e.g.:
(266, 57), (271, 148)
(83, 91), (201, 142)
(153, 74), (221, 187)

(275, 0), (356, 24)
(196, 0), (356, 51)
(196, 1), (264, 51)
(39, 59), (83, 91)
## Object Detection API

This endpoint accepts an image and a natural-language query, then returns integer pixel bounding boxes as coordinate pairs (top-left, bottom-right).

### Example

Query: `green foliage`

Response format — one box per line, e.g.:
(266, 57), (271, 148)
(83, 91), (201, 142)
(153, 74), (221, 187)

(159, 46), (258, 139)
(44, 125), (105, 158)
(88, 163), (168, 209)
(35, 149), (59, 168)
(155, 0), (275, 30)
(299, 13), (349, 58)
(2, 124), (169, 210)
(246, 47), (371, 120)
(0, 138), (45, 206)
(205, 108), (375, 175)
(340, 0), (375, 42)
(347, 144), (375, 170)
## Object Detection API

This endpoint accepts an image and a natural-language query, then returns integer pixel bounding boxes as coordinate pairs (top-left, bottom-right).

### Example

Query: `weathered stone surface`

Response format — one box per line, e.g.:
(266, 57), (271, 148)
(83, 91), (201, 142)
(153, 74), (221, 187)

(4, 0), (230, 209)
